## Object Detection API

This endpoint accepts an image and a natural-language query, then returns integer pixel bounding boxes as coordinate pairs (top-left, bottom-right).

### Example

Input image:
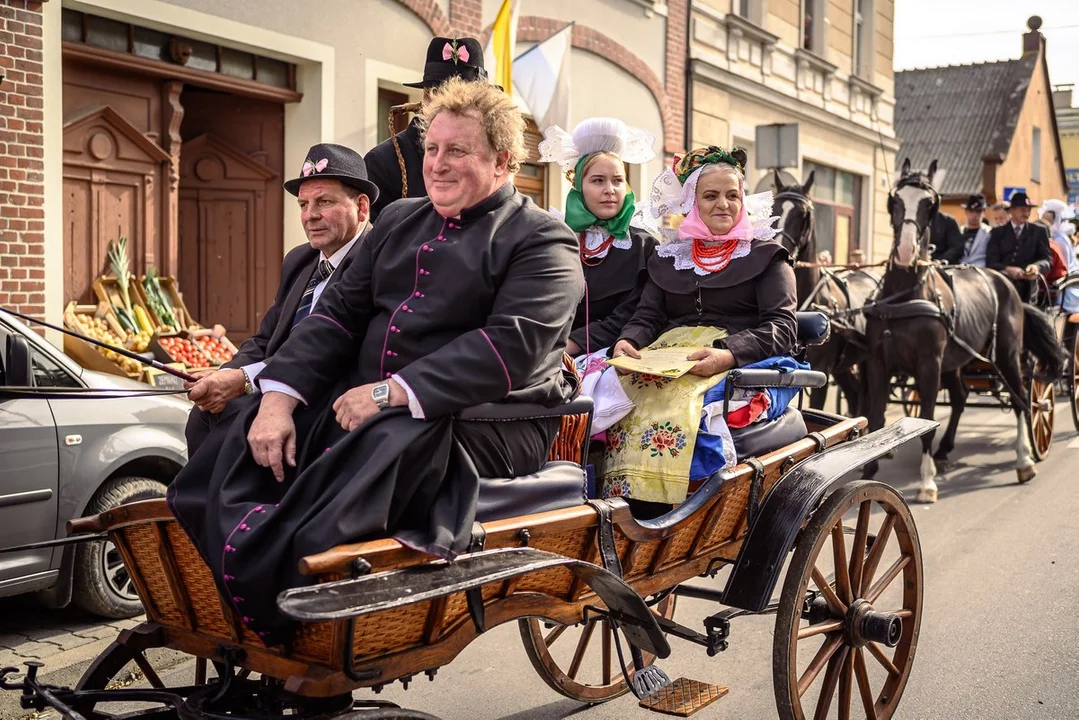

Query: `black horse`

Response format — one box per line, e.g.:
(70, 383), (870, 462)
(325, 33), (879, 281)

(773, 170), (879, 415)
(860, 159), (1064, 502)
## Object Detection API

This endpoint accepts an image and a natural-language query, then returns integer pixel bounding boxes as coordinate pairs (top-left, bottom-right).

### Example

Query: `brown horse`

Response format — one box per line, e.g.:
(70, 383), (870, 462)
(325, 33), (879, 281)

(860, 159), (1064, 502)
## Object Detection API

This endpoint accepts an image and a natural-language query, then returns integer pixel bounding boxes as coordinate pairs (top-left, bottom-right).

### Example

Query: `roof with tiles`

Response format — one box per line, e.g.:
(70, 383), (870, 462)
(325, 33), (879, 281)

(894, 55), (1037, 196)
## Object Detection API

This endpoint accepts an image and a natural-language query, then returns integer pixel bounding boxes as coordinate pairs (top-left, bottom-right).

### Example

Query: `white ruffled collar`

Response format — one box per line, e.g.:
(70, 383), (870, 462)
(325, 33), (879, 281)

(549, 207), (635, 261)
(655, 236), (753, 275)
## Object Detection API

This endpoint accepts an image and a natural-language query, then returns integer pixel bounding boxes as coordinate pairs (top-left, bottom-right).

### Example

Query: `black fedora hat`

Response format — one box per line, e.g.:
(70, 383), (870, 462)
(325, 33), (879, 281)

(962, 194), (986, 211)
(1008, 191), (1034, 208)
(404, 37), (487, 89)
(283, 143), (379, 202)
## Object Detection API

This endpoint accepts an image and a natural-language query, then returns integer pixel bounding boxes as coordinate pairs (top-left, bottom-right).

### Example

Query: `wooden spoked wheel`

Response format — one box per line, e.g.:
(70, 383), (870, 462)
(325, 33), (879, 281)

(774, 481), (922, 720)
(1069, 329), (1079, 432)
(519, 594), (677, 703)
(898, 379), (919, 418)
(1027, 373), (1055, 461)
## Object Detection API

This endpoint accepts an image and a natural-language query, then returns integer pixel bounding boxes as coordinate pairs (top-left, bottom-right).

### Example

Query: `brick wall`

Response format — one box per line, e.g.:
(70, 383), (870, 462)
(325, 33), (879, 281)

(0, 0), (44, 318)
(449, 0), (482, 36)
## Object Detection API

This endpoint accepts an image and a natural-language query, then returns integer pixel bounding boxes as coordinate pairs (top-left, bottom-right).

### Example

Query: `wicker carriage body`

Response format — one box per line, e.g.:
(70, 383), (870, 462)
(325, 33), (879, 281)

(67, 413), (866, 699)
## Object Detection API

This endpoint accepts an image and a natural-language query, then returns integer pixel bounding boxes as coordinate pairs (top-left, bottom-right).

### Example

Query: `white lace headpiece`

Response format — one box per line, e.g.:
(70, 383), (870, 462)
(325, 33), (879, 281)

(630, 164), (780, 248)
(538, 117), (657, 172)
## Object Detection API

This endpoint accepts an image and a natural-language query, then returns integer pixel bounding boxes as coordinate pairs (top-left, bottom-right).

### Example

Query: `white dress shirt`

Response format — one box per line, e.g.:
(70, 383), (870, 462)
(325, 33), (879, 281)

(243, 231), (362, 392)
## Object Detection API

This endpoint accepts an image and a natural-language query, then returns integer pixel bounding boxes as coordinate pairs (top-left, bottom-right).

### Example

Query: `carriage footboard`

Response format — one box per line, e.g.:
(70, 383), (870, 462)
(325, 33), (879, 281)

(277, 547), (670, 658)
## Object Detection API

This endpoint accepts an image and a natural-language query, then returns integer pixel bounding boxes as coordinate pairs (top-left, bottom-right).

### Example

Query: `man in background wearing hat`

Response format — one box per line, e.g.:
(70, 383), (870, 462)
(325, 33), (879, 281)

(986, 191), (1052, 302)
(959, 194), (992, 266)
(364, 37), (487, 220)
(183, 143), (376, 453)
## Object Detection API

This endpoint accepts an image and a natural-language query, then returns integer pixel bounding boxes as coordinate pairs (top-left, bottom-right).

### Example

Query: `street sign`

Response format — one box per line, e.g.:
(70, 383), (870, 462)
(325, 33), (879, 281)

(1003, 186), (1026, 203)
(755, 123), (799, 170)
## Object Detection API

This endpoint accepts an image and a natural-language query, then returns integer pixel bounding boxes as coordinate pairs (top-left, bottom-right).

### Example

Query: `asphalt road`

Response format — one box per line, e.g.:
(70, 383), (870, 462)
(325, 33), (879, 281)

(5, 398), (1078, 719)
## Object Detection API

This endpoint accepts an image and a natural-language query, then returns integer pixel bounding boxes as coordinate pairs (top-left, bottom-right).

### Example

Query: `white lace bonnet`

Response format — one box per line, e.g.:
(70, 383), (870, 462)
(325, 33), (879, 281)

(537, 117), (657, 173)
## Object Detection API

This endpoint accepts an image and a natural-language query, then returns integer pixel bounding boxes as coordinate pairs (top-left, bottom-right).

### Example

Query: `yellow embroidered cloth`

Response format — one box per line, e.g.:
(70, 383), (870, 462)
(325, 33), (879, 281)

(601, 326), (728, 504)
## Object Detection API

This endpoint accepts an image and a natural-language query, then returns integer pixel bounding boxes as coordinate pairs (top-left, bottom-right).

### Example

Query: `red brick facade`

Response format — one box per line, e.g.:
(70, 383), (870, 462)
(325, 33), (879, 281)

(394, 0), (687, 154)
(0, 0), (44, 318)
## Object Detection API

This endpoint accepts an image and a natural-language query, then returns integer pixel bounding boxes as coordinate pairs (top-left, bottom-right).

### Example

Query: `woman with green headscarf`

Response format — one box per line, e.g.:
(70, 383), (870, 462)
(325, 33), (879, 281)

(539, 118), (659, 357)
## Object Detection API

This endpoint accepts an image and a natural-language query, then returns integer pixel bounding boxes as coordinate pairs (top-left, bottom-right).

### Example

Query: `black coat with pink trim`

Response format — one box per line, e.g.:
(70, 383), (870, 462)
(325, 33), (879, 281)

(258, 182), (584, 416)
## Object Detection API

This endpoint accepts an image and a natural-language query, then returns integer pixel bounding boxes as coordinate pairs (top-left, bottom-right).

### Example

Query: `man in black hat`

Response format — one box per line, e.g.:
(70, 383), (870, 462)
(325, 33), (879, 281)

(959, 193), (991, 266)
(364, 37), (487, 220)
(986, 191), (1052, 301)
(183, 143), (377, 453)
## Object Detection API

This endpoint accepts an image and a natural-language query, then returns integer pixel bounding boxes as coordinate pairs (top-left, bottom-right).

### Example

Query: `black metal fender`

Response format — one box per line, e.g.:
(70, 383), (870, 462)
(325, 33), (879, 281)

(720, 415), (937, 612)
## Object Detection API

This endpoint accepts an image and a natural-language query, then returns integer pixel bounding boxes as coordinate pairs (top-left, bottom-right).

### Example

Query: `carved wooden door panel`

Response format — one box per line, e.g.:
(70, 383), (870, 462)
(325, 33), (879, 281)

(62, 106), (168, 303)
(179, 134), (275, 341)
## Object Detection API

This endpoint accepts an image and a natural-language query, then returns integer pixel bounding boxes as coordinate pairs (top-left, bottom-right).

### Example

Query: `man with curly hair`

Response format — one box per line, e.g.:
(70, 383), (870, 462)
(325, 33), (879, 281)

(168, 77), (585, 646)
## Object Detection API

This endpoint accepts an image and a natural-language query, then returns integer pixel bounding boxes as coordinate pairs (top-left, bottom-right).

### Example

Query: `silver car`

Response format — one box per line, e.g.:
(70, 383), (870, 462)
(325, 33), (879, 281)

(0, 309), (190, 618)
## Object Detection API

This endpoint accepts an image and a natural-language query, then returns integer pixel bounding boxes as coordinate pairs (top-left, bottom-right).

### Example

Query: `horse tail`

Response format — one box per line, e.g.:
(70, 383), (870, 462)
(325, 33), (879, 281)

(1022, 304), (1066, 380)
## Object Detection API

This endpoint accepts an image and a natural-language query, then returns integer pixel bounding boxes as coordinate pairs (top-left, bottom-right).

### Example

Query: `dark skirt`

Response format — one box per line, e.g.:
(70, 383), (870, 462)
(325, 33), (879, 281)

(168, 394), (556, 647)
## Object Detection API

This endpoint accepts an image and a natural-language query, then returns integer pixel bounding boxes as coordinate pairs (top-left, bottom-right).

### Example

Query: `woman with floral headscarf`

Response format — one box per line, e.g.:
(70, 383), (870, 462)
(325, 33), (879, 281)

(539, 118), (659, 358)
(602, 146), (798, 515)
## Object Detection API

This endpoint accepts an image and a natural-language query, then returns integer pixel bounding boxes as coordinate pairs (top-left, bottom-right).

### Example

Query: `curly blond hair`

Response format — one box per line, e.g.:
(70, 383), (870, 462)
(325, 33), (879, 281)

(419, 77), (527, 174)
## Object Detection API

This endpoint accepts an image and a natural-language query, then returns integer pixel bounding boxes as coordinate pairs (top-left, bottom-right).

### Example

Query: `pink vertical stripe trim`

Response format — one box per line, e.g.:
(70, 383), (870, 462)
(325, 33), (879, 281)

(381, 220), (446, 377)
(220, 505), (263, 610)
(479, 329), (512, 396)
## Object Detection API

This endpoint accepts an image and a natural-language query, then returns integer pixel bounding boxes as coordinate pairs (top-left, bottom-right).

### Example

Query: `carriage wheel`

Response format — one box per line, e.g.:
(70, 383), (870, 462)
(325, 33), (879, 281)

(1027, 374), (1055, 461)
(774, 481), (922, 720)
(519, 594), (676, 703)
(897, 379), (919, 418)
(1069, 329), (1079, 432)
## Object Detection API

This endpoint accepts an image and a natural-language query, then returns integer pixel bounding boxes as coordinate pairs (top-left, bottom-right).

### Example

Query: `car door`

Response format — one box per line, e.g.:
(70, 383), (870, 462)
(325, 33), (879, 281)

(0, 323), (60, 586)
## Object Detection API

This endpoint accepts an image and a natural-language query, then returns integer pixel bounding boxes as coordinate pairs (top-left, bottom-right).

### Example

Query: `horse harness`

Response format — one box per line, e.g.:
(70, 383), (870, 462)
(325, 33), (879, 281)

(774, 190), (814, 263)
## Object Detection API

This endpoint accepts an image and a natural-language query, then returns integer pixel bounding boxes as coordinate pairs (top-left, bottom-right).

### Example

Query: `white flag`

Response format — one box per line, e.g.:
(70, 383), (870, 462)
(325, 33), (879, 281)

(512, 23), (572, 130)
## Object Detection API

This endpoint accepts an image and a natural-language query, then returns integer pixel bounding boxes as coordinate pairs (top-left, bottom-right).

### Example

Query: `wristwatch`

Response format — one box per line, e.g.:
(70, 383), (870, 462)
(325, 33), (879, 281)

(371, 381), (391, 410)
(240, 367), (255, 395)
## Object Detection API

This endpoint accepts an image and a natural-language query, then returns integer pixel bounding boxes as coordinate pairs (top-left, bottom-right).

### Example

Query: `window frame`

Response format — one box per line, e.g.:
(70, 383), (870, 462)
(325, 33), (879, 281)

(1032, 126), (1042, 183)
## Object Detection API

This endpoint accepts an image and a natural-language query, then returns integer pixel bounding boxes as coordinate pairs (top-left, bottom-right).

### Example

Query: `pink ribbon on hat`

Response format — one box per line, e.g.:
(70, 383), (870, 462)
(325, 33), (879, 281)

(302, 158), (329, 176)
(442, 41), (469, 64)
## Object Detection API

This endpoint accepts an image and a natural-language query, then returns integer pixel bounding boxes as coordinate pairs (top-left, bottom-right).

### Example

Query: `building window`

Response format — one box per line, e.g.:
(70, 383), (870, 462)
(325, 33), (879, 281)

(377, 88), (412, 144)
(514, 119), (548, 207)
(1032, 127), (1042, 183)
(801, 0), (815, 51)
(736, 0), (750, 17)
(804, 161), (862, 264)
(853, 0), (871, 77)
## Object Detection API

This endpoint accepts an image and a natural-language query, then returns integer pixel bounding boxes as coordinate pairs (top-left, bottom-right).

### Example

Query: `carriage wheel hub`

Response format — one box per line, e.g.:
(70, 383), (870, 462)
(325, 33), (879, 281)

(844, 598), (902, 649)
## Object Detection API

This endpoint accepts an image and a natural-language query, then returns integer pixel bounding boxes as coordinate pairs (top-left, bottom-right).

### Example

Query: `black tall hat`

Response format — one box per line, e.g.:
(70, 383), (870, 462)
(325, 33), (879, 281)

(283, 143), (379, 202)
(404, 37), (487, 89)
(1008, 191), (1034, 208)
(962, 194), (986, 211)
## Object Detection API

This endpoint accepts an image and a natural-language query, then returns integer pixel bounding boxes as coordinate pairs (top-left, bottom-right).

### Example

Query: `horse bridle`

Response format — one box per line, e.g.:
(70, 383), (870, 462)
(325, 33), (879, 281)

(887, 176), (940, 269)
(774, 191), (814, 262)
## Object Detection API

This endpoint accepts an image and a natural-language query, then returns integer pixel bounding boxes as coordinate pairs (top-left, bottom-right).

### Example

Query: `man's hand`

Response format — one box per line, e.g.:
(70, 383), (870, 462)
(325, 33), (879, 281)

(1024, 264), (1041, 278)
(333, 379), (408, 432)
(185, 368), (246, 414)
(686, 347), (736, 377)
(611, 339), (641, 375)
(1005, 266), (1025, 280)
(248, 392), (300, 482)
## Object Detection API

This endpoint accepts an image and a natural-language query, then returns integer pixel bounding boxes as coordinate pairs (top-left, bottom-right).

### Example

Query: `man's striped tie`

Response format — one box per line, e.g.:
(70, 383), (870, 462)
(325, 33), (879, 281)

(292, 259), (335, 327)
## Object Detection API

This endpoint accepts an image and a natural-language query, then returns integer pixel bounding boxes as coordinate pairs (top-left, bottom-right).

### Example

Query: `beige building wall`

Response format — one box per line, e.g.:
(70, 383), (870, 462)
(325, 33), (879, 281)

(689, 0), (898, 262)
(994, 52), (1067, 206)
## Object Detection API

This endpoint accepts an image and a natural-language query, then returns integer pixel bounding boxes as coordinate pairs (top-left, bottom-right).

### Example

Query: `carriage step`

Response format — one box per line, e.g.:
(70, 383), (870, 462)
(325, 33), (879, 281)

(639, 677), (729, 717)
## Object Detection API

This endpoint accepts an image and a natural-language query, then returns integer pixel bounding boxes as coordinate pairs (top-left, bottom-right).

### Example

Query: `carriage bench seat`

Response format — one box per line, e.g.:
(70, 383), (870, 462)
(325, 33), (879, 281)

(476, 461), (587, 522)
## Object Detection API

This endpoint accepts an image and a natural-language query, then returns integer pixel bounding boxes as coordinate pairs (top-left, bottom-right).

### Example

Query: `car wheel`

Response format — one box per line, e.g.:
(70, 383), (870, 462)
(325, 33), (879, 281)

(72, 476), (167, 619)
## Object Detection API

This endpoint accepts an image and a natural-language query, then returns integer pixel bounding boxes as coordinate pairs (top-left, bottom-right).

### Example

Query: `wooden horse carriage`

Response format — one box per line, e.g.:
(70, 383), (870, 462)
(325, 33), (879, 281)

(2, 314), (936, 720)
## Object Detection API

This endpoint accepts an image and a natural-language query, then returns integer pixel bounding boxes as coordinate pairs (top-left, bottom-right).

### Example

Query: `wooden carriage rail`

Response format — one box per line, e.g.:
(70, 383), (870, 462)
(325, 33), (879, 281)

(66, 414), (867, 698)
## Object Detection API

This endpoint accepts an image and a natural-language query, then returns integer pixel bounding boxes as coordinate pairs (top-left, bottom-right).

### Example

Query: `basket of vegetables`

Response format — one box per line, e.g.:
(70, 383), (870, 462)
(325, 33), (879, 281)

(139, 266), (183, 334)
(62, 301), (145, 378)
(189, 326), (237, 366)
(153, 334), (213, 369)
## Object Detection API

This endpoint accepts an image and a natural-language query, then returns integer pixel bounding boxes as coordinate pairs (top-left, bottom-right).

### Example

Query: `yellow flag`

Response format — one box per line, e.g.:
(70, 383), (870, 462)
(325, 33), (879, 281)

(487, 0), (519, 98)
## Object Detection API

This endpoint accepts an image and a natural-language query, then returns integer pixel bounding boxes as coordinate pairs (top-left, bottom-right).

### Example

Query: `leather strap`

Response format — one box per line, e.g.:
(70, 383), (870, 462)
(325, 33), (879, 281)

(465, 523), (487, 633)
(746, 458), (766, 528)
(587, 500), (623, 578)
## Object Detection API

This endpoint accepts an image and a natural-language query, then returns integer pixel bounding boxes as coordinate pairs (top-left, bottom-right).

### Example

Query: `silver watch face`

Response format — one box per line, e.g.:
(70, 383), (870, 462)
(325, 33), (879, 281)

(371, 382), (390, 405)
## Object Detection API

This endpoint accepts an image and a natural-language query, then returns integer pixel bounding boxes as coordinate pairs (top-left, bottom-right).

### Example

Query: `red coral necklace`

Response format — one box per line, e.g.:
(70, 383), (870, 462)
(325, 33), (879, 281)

(579, 232), (615, 267)
(691, 238), (740, 273)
